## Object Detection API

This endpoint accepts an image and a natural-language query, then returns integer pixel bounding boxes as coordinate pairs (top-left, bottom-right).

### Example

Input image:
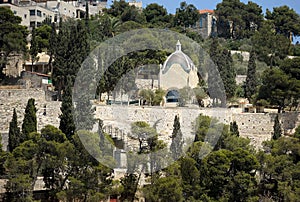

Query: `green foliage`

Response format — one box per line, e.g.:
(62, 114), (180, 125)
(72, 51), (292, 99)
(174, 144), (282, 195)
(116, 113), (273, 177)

(174, 2), (199, 28)
(266, 6), (300, 40)
(8, 108), (21, 152)
(209, 39), (236, 100)
(29, 27), (39, 70)
(251, 21), (291, 67)
(104, 0), (145, 24)
(245, 50), (257, 103)
(256, 67), (300, 112)
(215, 0), (263, 39)
(258, 137), (300, 200)
(0, 7), (28, 82)
(230, 121), (239, 137)
(119, 173), (138, 202)
(52, 20), (89, 100)
(59, 78), (75, 140)
(21, 98), (37, 142)
(272, 115), (282, 140)
(35, 24), (52, 51)
(143, 3), (171, 27)
(153, 88), (166, 106)
(143, 175), (183, 202)
(170, 115), (184, 160)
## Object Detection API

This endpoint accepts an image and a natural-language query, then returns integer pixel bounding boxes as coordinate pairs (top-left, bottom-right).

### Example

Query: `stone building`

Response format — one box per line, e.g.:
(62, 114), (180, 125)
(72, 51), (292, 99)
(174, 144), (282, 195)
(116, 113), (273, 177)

(159, 40), (199, 90)
(194, 9), (217, 39)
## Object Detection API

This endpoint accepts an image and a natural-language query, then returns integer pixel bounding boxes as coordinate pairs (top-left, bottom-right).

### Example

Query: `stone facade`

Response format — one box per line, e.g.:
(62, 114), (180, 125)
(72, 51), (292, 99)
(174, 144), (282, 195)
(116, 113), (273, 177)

(194, 10), (217, 39)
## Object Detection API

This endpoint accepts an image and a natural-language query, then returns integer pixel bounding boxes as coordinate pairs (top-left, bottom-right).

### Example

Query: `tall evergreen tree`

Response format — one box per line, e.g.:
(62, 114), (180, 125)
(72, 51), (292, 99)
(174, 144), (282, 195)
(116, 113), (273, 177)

(8, 108), (20, 152)
(209, 39), (236, 103)
(230, 121), (239, 137)
(272, 115), (282, 140)
(29, 27), (39, 72)
(48, 22), (57, 76)
(22, 98), (37, 141)
(170, 115), (184, 160)
(59, 77), (75, 140)
(245, 50), (257, 103)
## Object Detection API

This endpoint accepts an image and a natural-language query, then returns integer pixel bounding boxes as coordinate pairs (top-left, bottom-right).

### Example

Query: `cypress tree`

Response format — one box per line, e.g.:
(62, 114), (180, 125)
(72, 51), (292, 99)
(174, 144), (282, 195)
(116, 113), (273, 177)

(170, 115), (184, 160)
(8, 108), (21, 152)
(245, 50), (257, 103)
(209, 39), (236, 105)
(30, 27), (38, 72)
(272, 115), (282, 140)
(59, 77), (75, 140)
(22, 98), (37, 141)
(230, 121), (239, 137)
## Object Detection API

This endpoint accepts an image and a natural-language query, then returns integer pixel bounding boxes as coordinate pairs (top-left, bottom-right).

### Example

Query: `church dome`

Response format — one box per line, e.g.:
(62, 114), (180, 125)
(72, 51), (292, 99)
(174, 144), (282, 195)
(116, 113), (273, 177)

(162, 40), (195, 74)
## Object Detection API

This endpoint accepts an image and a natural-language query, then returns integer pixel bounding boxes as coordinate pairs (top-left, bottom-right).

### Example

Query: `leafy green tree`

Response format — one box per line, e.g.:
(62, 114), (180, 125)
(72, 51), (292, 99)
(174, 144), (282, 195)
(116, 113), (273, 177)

(8, 108), (21, 152)
(0, 7), (27, 82)
(272, 115), (282, 140)
(266, 6), (300, 41)
(258, 137), (300, 201)
(174, 1), (200, 29)
(119, 173), (138, 202)
(143, 3), (172, 27)
(215, 0), (263, 39)
(180, 157), (200, 200)
(256, 68), (298, 113)
(251, 21), (291, 67)
(21, 98), (37, 142)
(143, 176), (183, 202)
(170, 115), (184, 160)
(245, 50), (257, 103)
(59, 78), (75, 140)
(35, 24), (52, 52)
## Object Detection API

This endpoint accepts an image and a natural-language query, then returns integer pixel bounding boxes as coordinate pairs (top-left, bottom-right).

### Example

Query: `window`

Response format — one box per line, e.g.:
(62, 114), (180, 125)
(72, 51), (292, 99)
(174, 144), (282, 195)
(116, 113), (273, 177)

(37, 10), (41, 17)
(199, 18), (203, 28)
(24, 14), (27, 19)
(37, 22), (41, 27)
(13, 10), (17, 14)
(30, 21), (35, 28)
(30, 9), (35, 16)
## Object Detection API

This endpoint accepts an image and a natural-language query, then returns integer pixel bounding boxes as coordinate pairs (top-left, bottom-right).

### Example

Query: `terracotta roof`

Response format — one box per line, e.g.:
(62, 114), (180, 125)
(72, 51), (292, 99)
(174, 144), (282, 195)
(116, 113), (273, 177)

(199, 9), (214, 14)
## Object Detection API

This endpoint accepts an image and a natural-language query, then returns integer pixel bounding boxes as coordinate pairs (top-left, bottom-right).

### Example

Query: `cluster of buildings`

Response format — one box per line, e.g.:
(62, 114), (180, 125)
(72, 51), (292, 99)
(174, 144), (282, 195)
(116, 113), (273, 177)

(0, 0), (108, 28)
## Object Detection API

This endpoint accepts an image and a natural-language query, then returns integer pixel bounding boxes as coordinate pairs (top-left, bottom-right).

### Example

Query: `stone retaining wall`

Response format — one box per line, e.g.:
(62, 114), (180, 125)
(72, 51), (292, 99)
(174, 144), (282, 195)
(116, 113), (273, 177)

(1, 88), (299, 151)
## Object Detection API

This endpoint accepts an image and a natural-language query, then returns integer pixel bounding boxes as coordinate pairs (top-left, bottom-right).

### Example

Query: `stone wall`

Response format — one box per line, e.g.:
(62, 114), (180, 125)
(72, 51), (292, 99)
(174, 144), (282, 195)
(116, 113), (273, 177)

(95, 105), (300, 149)
(1, 88), (299, 151)
(0, 88), (61, 150)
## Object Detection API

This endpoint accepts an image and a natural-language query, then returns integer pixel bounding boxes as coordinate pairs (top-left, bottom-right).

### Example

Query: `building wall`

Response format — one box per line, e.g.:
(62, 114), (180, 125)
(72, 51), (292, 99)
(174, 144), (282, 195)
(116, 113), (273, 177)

(160, 64), (198, 90)
(195, 13), (216, 39)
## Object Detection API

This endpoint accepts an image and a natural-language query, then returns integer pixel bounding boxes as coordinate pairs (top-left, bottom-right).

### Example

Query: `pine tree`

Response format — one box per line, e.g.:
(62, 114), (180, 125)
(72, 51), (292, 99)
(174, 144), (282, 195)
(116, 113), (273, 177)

(170, 115), (184, 160)
(272, 115), (282, 140)
(22, 98), (37, 141)
(8, 108), (21, 152)
(59, 77), (75, 140)
(245, 50), (257, 103)
(230, 121), (239, 137)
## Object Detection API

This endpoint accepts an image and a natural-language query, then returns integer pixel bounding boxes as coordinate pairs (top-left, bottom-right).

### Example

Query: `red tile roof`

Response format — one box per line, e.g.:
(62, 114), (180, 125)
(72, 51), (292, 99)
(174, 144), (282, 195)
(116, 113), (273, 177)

(199, 9), (214, 14)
